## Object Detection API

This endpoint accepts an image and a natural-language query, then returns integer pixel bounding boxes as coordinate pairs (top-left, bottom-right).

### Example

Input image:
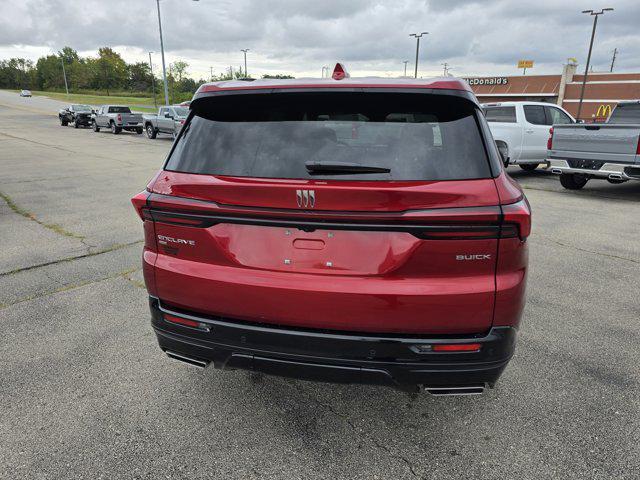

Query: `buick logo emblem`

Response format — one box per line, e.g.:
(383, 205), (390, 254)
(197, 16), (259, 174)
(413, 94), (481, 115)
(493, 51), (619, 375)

(296, 189), (315, 208)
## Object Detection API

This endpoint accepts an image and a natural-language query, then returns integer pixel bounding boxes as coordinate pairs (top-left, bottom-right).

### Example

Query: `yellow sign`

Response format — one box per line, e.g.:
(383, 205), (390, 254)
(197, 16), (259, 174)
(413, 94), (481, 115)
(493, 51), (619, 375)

(596, 104), (612, 118)
(518, 60), (534, 69)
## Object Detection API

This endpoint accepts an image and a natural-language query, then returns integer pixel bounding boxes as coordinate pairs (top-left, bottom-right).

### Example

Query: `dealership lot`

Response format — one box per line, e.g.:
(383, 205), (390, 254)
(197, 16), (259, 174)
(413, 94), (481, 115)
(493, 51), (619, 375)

(1, 91), (639, 479)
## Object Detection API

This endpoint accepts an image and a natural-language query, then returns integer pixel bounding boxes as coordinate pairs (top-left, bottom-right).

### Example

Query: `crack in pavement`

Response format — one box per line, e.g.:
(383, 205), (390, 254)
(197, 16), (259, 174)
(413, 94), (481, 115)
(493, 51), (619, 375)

(0, 190), (85, 240)
(295, 384), (424, 479)
(534, 235), (639, 265)
(0, 240), (143, 276)
(0, 267), (142, 310)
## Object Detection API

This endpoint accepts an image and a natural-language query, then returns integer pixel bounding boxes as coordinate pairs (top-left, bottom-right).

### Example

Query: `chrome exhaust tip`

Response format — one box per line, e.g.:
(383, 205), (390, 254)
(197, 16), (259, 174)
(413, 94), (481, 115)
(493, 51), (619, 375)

(551, 168), (563, 175)
(608, 173), (624, 180)
(165, 350), (210, 369)
(425, 385), (485, 396)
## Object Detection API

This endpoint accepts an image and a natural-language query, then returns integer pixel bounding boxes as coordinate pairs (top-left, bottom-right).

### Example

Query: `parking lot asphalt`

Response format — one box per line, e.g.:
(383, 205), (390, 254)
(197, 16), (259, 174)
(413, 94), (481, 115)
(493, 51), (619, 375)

(1, 90), (639, 480)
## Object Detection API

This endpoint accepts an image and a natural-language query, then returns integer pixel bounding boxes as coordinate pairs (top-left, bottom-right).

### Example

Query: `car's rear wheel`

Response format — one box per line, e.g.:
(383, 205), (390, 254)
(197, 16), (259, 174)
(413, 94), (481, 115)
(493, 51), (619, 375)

(146, 124), (157, 139)
(60, 117), (68, 127)
(93, 122), (100, 132)
(519, 164), (539, 171)
(111, 122), (121, 135)
(560, 173), (589, 190)
(136, 128), (143, 135)
(74, 120), (80, 128)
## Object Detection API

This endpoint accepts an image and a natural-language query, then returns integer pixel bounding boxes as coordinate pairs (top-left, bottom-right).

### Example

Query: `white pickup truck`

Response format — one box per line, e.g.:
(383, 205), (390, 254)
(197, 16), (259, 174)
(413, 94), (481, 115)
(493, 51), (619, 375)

(482, 101), (575, 171)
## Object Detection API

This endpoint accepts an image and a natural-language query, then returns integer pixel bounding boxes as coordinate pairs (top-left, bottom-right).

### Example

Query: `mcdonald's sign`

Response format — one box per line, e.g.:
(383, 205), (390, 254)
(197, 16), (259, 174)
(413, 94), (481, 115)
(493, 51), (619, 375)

(596, 104), (613, 118)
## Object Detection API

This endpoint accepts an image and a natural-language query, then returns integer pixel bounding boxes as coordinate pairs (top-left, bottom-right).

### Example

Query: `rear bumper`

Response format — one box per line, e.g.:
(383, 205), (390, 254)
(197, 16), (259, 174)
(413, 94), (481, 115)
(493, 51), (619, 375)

(149, 297), (516, 392)
(548, 158), (640, 180)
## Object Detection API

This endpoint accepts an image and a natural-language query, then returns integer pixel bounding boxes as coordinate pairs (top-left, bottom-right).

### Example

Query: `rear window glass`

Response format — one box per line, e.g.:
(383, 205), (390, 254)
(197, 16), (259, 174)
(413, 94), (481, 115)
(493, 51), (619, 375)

(483, 106), (516, 123)
(166, 93), (491, 181)
(608, 104), (640, 124)
(108, 106), (131, 113)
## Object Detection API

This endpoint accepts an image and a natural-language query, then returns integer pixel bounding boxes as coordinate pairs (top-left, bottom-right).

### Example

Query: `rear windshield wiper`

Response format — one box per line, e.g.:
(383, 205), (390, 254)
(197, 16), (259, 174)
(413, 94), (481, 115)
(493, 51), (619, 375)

(305, 161), (390, 175)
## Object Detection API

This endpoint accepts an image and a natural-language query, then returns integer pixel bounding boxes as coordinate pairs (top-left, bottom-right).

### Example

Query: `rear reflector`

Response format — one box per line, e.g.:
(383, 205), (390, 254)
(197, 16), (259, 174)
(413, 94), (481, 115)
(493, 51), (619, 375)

(164, 314), (209, 330)
(432, 343), (482, 352)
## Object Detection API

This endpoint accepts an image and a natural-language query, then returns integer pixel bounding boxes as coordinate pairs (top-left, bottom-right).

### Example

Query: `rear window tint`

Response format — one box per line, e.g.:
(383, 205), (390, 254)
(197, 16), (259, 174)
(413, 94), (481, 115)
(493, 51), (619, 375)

(608, 104), (640, 124)
(166, 93), (491, 181)
(108, 106), (131, 113)
(483, 106), (516, 123)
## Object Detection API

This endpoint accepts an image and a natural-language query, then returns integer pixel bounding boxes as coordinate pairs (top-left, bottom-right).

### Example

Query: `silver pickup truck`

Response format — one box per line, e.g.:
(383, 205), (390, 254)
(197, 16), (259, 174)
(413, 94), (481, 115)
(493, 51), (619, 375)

(92, 105), (143, 135)
(142, 105), (189, 139)
(548, 101), (640, 189)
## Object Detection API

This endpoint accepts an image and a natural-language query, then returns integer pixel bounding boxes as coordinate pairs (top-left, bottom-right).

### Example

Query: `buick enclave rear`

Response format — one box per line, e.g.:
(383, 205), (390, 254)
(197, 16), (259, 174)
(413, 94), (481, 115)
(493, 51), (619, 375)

(132, 73), (530, 395)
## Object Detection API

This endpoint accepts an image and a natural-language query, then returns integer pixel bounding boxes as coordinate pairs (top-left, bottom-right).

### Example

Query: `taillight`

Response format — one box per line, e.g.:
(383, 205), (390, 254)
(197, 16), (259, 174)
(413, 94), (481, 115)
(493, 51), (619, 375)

(502, 198), (531, 241)
(131, 190), (151, 220)
(332, 62), (349, 80)
(547, 127), (554, 150)
(636, 134), (640, 154)
(117, 113), (122, 122)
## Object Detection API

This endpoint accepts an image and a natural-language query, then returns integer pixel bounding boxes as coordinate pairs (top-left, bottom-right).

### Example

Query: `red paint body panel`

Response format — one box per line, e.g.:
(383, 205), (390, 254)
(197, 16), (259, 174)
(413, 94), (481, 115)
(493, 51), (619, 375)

(134, 84), (530, 336)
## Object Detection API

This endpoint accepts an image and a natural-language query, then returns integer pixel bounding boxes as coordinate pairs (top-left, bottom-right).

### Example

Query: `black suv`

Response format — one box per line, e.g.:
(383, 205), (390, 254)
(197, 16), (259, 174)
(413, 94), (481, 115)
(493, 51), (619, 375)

(59, 104), (94, 128)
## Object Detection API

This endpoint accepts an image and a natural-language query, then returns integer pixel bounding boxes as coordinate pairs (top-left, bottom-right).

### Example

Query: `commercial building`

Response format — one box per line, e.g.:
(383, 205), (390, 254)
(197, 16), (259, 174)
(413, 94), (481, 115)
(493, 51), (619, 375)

(464, 61), (640, 121)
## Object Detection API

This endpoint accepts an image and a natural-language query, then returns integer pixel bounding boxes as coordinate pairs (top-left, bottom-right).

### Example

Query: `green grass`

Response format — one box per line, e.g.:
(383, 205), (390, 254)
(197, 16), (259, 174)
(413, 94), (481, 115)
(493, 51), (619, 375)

(25, 90), (160, 112)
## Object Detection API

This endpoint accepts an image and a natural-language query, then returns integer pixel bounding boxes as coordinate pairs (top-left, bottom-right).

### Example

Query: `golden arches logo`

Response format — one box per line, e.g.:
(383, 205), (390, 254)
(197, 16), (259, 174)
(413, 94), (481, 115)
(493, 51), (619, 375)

(596, 104), (612, 118)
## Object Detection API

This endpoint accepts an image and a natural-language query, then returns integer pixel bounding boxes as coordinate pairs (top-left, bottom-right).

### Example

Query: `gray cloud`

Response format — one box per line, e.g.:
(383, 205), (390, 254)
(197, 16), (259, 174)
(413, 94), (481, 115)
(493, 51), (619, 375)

(1, 0), (639, 78)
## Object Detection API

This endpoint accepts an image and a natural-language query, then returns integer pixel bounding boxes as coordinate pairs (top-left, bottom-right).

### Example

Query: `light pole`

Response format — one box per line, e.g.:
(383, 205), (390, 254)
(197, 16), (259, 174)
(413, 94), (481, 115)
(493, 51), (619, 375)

(148, 52), (157, 109)
(241, 49), (249, 77)
(155, 0), (170, 105)
(210, 66), (213, 81)
(403, 60), (408, 77)
(576, 8), (613, 120)
(154, 0), (199, 105)
(409, 32), (428, 78)
(60, 56), (69, 95)
(321, 66), (329, 78)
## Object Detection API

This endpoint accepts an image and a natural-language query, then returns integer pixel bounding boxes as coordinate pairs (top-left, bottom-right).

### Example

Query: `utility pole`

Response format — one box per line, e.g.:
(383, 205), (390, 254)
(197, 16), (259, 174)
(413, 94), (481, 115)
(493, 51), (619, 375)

(409, 32), (428, 78)
(60, 56), (69, 95)
(576, 8), (614, 121)
(442, 62), (450, 76)
(403, 60), (408, 77)
(610, 48), (618, 72)
(210, 66), (213, 81)
(155, 0), (170, 106)
(148, 52), (157, 109)
(241, 49), (249, 77)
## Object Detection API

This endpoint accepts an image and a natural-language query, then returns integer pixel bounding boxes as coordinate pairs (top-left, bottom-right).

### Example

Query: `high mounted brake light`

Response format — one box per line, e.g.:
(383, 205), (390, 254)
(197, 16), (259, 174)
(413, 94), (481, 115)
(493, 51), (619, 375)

(332, 63), (349, 80)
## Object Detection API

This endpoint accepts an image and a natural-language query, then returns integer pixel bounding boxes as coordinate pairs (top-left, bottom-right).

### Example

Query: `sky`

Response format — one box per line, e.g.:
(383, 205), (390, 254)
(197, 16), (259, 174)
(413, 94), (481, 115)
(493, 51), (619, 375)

(1, 0), (639, 80)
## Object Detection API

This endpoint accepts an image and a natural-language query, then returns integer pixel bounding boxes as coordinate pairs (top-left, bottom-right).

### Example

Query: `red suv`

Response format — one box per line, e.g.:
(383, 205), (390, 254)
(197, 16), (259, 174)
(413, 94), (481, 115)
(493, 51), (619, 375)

(132, 69), (530, 395)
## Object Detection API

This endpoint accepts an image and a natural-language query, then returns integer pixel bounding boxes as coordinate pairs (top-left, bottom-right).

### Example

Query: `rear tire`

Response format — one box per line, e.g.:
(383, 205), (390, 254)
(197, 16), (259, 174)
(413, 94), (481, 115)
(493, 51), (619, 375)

(60, 117), (68, 127)
(146, 124), (157, 139)
(519, 163), (539, 171)
(93, 122), (100, 132)
(136, 127), (143, 135)
(74, 120), (80, 128)
(560, 173), (589, 190)
(110, 122), (121, 135)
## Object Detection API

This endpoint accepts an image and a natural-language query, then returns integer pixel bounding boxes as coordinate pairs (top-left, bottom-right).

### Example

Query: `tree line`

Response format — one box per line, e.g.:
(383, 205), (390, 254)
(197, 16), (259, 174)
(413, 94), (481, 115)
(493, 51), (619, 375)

(0, 46), (294, 102)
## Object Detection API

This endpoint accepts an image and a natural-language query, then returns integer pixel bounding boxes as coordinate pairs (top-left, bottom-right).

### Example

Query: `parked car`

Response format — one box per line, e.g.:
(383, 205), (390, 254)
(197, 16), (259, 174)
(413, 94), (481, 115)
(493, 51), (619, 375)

(482, 101), (575, 171)
(548, 101), (640, 189)
(59, 104), (94, 128)
(92, 105), (143, 134)
(131, 67), (531, 395)
(142, 105), (189, 139)
(20, 90), (32, 97)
